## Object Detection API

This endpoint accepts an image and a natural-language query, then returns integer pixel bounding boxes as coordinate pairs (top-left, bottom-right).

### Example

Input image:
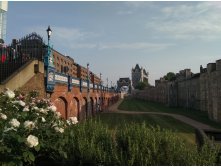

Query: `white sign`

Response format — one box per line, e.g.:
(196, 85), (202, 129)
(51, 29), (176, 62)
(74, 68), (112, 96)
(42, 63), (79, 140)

(72, 78), (80, 85)
(82, 81), (88, 87)
(55, 74), (68, 82)
(90, 83), (93, 88)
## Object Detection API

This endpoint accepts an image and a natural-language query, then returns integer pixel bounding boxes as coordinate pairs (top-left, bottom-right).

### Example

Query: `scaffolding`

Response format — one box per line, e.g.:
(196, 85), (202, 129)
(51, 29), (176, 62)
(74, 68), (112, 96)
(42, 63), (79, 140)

(0, 1), (7, 42)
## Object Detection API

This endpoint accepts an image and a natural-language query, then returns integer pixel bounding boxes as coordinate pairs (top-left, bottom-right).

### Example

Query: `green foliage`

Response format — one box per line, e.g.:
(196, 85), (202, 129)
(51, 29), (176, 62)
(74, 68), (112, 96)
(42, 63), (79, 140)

(0, 89), (74, 165)
(164, 72), (176, 81)
(135, 81), (148, 90)
(0, 89), (220, 165)
(64, 121), (219, 165)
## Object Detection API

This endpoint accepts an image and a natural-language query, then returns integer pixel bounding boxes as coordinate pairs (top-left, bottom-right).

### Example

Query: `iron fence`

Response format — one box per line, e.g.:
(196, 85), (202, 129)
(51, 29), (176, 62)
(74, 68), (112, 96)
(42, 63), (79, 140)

(0, 33), (46, 83)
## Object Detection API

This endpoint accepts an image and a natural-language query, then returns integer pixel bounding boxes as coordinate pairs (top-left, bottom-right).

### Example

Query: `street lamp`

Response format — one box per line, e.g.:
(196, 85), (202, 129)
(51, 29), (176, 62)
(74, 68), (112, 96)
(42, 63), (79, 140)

(87, 63), (90, 117)
(107, 78), (108, 88)
(45, 25), (55, 94)
(46, 26), (52, 43)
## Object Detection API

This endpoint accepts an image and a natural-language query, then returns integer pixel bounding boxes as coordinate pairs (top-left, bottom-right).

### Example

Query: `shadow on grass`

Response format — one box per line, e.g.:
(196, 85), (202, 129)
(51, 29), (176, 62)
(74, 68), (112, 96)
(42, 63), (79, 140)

(118, 98), (221, 129)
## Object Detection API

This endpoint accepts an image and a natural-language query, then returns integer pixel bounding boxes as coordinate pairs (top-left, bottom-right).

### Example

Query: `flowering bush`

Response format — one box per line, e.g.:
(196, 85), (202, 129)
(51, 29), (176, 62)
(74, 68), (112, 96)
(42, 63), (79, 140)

(0, 88), (78, 165)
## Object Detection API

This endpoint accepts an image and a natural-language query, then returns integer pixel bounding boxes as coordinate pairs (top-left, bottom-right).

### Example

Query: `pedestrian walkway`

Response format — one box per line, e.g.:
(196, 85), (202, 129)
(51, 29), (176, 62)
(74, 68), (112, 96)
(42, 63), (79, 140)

(107, 99), (216, 130)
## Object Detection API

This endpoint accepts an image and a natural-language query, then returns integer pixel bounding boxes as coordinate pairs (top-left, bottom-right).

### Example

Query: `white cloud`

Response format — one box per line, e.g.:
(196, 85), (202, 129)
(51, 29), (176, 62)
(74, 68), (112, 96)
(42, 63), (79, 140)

(146, 2), (221, 41)
(25, 25), (101, 48)
(117, 1), (155, 15)
(98, 42), (173, 51)
(71, 43), (97, 49)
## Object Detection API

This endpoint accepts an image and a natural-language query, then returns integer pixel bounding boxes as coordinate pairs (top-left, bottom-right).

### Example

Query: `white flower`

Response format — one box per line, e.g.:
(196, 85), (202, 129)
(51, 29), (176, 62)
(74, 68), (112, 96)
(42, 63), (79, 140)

(39, 108), (48, 114)
(55, 111), (61, 118)
(69, 117), (78, 125)
(48, 105), (57, 112)
(26, 135), (39, 148)
(0, 113), (7, 120)
(4, 89), (15, 99)
(18, 100), (25, 107)
(0, 108), (2, 111)
(54, 127), (64, 133)
(24, 120), (35, 129)
(41, 117), (46, 123)
(9, 118), (20, 128)
(33, 106), (39, 111)
(66, 120), (71, 125)
(23, 107), (29, 112)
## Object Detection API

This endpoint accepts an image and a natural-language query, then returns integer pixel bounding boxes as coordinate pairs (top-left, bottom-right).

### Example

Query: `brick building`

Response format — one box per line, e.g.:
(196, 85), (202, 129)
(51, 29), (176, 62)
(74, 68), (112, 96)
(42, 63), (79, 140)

(52, 49), (101, 84)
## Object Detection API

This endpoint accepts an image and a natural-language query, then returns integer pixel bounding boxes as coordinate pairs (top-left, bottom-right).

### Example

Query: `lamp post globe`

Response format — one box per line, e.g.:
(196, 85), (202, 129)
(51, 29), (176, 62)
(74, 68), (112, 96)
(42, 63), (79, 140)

(46, 26), (52, 41)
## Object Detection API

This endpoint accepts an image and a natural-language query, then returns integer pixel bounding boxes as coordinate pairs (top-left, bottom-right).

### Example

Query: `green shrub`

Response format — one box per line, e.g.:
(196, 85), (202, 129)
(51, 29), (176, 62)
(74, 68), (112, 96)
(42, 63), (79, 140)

(0, 89), (77, 165)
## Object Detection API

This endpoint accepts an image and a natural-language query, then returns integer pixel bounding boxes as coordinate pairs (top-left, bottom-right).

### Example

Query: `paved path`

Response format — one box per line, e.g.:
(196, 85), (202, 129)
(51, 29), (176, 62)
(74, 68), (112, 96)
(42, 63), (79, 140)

(107, 99), (216, 130)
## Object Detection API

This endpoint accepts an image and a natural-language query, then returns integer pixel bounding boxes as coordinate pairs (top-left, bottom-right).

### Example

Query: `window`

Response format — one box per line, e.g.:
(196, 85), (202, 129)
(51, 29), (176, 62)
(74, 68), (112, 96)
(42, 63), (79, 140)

(61, 65), (63, 73)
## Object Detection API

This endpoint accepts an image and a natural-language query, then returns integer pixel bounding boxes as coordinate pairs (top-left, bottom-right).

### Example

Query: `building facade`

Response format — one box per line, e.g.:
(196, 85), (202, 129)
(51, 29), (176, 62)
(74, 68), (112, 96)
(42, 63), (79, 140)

(131, 64), (148, 88)
(0, 1), (7, 42)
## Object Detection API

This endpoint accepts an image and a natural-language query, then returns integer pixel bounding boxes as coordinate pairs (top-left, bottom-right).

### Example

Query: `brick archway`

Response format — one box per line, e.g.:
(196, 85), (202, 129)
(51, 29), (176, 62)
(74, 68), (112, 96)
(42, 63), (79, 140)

(90, 97), (94, 116)
(73, 97), (80, 121)
(82, 97), (88, 119)
(54, 96), (68, 119)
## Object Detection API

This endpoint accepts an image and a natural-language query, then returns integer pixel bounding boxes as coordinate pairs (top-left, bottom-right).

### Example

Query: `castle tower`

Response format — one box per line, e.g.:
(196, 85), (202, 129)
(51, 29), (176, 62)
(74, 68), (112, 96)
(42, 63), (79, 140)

(131, 64), (149, 88)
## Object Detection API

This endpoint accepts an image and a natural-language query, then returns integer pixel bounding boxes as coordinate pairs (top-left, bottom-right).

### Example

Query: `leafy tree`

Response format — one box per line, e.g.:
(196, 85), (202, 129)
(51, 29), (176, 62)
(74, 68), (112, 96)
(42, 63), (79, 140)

(164, 72), (176, 81)
(135, 81), (148, 90)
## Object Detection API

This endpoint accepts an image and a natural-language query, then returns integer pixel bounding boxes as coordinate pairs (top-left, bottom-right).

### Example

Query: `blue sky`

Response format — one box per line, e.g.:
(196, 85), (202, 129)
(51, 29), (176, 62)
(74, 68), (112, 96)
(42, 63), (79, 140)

(5, 1), (221, 86)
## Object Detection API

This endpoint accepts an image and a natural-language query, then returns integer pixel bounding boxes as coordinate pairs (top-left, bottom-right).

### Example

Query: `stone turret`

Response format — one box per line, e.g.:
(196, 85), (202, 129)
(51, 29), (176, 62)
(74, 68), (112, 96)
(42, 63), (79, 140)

(207, 63), (216, 73)
(216, 59), (221, 71)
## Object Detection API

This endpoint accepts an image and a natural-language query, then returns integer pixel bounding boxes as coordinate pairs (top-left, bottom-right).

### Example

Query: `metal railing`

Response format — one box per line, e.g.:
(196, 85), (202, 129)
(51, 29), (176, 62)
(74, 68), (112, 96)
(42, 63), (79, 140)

(0, 33), (46, 83)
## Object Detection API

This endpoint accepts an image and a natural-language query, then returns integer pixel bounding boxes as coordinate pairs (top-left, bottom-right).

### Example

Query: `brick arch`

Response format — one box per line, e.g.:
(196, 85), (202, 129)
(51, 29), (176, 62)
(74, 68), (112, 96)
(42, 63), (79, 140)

(53, 96), (68, 119)
(72, 97), (80, 121)
(82, 97), (88, 119)
(95, 97), (98, 113)
(90, 97), (94, 116)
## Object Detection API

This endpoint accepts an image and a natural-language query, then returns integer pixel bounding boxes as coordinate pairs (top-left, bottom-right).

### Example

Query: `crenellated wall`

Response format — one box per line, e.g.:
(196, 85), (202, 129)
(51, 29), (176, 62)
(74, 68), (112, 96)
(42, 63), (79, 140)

(132, 59), (221, 122)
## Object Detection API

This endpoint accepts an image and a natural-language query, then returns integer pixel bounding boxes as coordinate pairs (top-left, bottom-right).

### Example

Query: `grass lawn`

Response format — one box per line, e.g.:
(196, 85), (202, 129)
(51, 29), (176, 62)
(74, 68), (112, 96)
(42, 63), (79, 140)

(118, 98), (221, 129)
(96, 112), (195, 145)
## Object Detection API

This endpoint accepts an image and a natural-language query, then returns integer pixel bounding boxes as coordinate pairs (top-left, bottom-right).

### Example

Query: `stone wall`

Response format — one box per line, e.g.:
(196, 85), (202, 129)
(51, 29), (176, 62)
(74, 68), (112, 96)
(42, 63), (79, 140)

(132, 59), (221, 122)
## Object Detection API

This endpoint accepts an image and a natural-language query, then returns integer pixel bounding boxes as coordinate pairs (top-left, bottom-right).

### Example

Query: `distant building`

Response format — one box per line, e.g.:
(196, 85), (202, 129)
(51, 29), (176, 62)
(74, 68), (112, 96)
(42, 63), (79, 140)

(131, 64), (148, 88)
(0, 1), (8, 42)
(117, 77), (131, 93)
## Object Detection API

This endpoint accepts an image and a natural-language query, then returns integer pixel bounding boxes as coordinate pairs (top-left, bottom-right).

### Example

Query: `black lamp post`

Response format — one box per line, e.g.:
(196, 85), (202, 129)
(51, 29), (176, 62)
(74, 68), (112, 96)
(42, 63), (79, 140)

(46, 26), (52, 45)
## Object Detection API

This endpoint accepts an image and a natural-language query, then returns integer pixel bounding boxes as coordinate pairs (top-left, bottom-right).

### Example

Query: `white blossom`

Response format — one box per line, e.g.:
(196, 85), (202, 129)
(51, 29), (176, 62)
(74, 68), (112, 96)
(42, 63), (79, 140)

(18, 100), (26, 107)
(26, 135), (39, 148)
(9, 118), (20, 128)
(66, 120), (71, 125)
(0, 113), (7, 120)
(48, 105), (57, 112)
(24, 120), (35, 130)
(54, 127), (64, 133)
(55, 111), (61, 118)
(23, 106), (29, 112)
(41, 117), (46, 123)
(69, 117), (78, 125)
(0, 108), (2, 111)
(39, 108), (48, 114)
(33, 106), (39, 111)
(4, 89), (15, 99)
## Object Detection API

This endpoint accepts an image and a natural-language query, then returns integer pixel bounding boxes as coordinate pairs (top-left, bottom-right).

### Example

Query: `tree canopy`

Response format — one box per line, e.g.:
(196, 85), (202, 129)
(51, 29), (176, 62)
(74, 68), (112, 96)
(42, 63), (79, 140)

(164, 72), (176, 81)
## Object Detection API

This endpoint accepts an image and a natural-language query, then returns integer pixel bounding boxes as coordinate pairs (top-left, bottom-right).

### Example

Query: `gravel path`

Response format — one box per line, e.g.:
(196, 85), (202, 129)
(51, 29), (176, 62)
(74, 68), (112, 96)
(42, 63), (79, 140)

(106, 99), (216, 130)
